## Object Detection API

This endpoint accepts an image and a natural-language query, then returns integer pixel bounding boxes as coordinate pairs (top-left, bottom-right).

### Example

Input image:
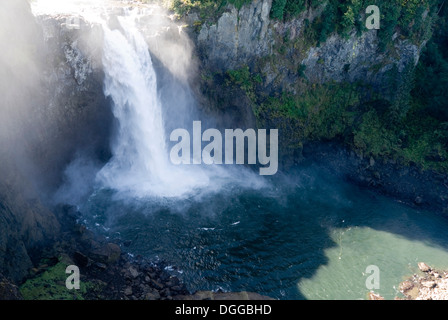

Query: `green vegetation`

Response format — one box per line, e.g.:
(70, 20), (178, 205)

(226, 65), (262, 101)
(227, 50), (448, 172)
(169, 0), (252, 17)
(270, 0), (432, 49)
(254, 81), (362, 142)
(19, 257), (105, 300)
(175, 0), (447, 172)
(252, 78), (448, 172)
(166, 0), (433, 52)
(217, 0), (448, 173)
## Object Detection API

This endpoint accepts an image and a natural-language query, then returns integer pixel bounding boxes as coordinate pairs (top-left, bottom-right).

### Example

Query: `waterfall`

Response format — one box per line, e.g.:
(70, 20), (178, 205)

(96, 14), (210, 198)
(31, 0), (265, 200)
(97, 16), (168, 190)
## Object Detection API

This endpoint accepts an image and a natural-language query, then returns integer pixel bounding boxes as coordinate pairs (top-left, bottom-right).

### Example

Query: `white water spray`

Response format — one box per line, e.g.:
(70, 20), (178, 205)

(96, 13), (212, 197)
(32, 0), (266, 200)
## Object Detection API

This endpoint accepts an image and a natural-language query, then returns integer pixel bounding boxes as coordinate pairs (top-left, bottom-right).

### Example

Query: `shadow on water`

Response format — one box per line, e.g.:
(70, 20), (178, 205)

(80, 162), (448, 300)
(75, 53), (448, 298)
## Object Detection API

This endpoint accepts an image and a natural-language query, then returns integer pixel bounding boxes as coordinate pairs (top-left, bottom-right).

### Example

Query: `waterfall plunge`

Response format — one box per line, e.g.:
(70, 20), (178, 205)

(31, 0), (266, 201)
(96, 15), (210, 198)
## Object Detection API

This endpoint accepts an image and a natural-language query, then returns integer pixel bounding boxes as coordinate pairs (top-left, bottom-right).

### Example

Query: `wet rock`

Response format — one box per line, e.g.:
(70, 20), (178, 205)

(145, 290), (161, 300)
(93, 262), (107, 270)
(418, 262), (431, 272)
(368, 292), (385, 300)
(73, 251), (89, 267)
(399, 280), (414, 292)
(128, 266), (139, 279)
(414, 196), (423, 205)
(421, 281), (436, 288)
(160, 288), (171, 297)
(89, 242), (121, 265)
(124, 287), (133, 296)
(150, 279), (164, 290)
(166, 277), (180, 287)
(171, 285), (184, 293)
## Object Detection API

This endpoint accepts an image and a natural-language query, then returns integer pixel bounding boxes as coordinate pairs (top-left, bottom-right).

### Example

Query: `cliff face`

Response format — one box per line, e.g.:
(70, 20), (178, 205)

(178, 0), (448, 214)
(192, 0), (426, 91)
(0, 1), (112, 283)
(182, 0), (437, 170)
(0, 0), (60, 283)
(196, 0), (273, 71)
(33, 15), (112, 191)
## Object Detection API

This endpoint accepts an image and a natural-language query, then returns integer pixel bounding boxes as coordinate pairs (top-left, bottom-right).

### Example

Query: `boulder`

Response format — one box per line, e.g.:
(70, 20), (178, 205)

(418, 262), (431, 273)
(128, 266), (139, 279)
(124, 286), (133, 296)
(368, 292), (385, 300)
(421, 280), (436, 288)
(399, 280), (414, 292)
(89, 242), (121, 265)
(73, 251), (89, 267)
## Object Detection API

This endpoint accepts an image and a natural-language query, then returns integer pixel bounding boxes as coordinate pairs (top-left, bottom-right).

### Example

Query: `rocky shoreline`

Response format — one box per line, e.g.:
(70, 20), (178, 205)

(298, 141), (448, 216)
(2, 141), (448, 301)
(0, 204), (273, 301)
(398, 262), (448, 300)
(369, 262), (448, 300)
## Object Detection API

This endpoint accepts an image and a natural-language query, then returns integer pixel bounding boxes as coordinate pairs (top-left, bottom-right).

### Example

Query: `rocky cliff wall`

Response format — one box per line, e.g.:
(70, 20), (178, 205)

(191, 0), (426, 92)
(179, 0), (433, 167)
(0, 1), (112, 283)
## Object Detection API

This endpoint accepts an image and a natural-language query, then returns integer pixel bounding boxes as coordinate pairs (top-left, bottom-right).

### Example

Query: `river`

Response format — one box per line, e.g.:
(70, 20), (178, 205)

(80, 165), (448, 300)
(31, 0), (448, 300)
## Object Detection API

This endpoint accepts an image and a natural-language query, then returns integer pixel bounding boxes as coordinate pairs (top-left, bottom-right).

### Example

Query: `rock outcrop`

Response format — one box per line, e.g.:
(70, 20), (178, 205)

(33, 14), (113, 191)
(192, 0), (426, 92)
(197, 0), (273, 71)
(397, 263), (448, 300)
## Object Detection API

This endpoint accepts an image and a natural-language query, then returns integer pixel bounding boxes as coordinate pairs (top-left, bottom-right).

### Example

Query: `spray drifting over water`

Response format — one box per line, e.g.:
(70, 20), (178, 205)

(32, 0), (265, 200)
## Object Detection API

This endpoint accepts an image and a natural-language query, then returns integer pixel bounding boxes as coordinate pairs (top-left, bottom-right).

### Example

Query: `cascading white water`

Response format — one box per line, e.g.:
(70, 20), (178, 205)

(31, 0), (265, 199)
(96, 13), (211, 197)
(97, 16), (167, 189)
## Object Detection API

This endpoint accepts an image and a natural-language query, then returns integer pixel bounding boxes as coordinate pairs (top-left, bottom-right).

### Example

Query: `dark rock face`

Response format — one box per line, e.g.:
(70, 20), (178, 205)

(0, 1), (112, 283)
(0, 0), (62, 283)
(196, 1), (273, 71)
(0, 189), (60, 283)
(33, 15), (113, 191)
(300, 142), (448, 216)
(194, 0), (424, 89)
(0, 274), (23, 300)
